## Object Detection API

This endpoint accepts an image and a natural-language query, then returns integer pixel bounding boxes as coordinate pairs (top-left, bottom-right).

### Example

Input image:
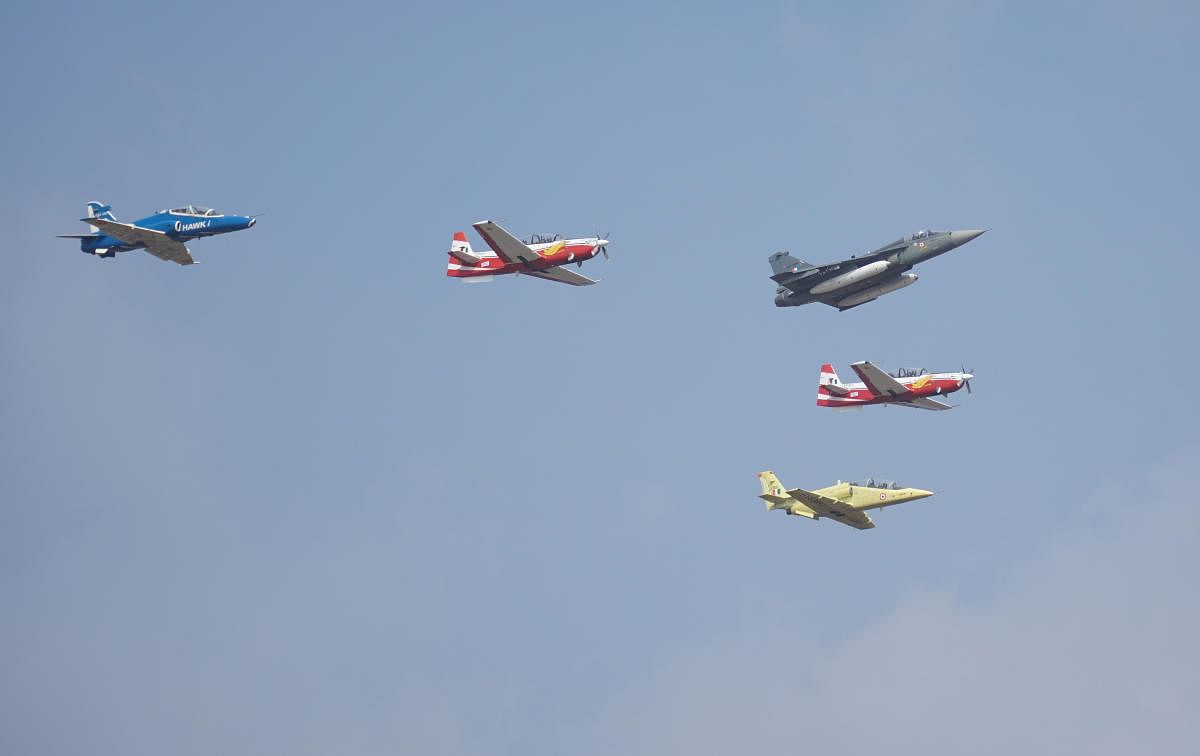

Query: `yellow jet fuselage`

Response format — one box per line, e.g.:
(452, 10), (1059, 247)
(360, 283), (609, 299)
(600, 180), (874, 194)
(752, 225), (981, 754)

(757, 471), (934, 529)
(804, 481), (932, 513)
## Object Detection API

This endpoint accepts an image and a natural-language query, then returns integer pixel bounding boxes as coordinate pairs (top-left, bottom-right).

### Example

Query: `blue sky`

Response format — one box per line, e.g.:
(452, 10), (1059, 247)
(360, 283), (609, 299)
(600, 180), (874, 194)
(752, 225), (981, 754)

(3, 2), (1199, 754)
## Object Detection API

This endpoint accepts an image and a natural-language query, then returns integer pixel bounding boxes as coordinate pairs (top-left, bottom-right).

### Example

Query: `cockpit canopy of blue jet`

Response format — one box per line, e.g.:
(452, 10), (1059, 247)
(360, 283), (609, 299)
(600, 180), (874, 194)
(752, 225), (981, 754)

(58, 201), (257, 266)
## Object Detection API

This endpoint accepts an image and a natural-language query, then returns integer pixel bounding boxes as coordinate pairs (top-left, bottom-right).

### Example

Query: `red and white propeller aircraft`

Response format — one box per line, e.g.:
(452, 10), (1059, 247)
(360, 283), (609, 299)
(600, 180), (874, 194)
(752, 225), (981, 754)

(446, 220), (609, 286)
(817, 361), (974, 411)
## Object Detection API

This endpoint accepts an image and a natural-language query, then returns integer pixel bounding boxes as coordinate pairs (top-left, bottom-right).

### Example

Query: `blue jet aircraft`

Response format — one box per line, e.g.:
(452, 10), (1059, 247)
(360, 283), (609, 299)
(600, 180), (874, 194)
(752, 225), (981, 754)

(58, 201), (257, 266)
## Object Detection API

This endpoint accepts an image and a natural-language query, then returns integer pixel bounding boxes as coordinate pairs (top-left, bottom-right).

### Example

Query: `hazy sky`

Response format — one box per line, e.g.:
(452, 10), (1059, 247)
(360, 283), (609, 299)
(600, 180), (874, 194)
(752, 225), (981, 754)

(3, 1), (1198, 754)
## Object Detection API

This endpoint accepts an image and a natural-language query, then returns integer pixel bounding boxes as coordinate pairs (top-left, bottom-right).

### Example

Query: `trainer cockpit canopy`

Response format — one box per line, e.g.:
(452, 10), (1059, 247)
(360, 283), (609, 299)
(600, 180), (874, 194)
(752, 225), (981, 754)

(852, 479), (902, 490)
(165, 205), (222, 217)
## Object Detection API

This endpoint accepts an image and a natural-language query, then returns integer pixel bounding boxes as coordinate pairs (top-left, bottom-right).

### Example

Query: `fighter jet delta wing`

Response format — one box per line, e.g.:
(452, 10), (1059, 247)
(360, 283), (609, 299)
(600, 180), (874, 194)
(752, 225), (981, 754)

(850, 360), (909, 399)
(88, 218), (196, 266)
(472, 221), (540, 264)
(521, 267), (597, 286)
(787, 487), (875, 530)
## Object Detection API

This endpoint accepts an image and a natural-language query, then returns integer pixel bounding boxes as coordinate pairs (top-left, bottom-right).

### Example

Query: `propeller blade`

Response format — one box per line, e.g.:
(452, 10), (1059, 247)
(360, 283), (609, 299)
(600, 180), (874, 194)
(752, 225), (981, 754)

(601, 246), (609, 260)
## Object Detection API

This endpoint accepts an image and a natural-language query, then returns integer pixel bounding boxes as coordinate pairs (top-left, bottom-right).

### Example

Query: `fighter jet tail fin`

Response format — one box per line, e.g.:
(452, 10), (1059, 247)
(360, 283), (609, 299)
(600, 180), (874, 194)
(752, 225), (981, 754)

(84, 201), (115, 233)
(768, 251), (814, 277)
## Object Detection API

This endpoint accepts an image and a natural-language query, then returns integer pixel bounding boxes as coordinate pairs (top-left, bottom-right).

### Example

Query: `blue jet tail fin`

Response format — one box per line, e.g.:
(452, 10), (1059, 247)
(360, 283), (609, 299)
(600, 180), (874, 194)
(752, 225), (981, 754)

(85, 201), (115, 232)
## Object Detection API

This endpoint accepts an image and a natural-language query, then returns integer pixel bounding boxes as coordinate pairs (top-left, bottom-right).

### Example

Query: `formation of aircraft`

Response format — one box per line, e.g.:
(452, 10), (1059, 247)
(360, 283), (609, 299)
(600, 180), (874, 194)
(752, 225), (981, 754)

(757, 471), (934, 530)
(751, 231), (988, 529)
(768, 228), (986, 310)
(817, 361), (973, 411)
(55, 200), (986, 533)
(446, 221), (610, 286)
(58, 202), (256, 266)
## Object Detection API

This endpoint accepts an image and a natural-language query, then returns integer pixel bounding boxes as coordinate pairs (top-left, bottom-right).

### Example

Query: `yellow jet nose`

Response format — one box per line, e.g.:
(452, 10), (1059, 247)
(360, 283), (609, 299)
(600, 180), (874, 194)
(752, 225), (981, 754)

(907, 488), (935, 500)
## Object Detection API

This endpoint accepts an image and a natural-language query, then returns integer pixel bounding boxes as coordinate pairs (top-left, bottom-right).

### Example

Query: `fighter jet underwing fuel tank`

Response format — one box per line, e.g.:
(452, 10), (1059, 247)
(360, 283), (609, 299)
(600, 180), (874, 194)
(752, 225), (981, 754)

(836, 273), (918, 308)
(809, 260), (891, 295)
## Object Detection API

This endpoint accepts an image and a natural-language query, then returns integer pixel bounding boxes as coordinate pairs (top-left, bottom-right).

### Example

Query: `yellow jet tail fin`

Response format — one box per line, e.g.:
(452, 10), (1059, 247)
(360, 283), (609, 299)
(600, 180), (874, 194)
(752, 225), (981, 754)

(758, 471), (789, 511)
(758, 471), (785, 496)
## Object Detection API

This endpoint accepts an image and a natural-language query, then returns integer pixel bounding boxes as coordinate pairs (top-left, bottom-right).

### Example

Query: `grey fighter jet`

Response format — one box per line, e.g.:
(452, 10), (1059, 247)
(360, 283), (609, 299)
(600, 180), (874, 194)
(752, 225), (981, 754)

(769, 229), (986, 310)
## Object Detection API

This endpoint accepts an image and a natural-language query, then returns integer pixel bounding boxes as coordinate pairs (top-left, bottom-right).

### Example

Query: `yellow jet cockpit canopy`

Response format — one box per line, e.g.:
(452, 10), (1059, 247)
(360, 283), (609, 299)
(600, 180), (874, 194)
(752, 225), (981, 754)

(162, 205), (223, 217)
(851, 478), (903, 490)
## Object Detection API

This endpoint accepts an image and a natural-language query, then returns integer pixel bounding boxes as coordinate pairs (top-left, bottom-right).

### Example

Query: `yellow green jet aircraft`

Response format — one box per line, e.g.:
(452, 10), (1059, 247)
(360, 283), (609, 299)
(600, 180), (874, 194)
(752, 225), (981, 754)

(757, 471), (934, 530)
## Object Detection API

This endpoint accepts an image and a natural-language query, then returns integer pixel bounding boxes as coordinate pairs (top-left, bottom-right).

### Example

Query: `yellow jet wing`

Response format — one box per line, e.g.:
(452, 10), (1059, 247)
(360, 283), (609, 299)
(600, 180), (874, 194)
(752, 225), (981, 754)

(787, 487), (875, 530)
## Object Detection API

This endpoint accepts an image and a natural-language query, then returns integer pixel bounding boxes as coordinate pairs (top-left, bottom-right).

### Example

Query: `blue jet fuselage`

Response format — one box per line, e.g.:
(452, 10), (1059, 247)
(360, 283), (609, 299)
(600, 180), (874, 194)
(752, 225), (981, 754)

(80, 209), (256, 256)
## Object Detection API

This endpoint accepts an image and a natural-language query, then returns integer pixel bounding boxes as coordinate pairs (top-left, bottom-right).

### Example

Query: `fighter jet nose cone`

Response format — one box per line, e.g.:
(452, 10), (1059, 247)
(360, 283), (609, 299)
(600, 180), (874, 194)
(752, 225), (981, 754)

(949, 229), (986, 247)
(247, 217), (256, 228)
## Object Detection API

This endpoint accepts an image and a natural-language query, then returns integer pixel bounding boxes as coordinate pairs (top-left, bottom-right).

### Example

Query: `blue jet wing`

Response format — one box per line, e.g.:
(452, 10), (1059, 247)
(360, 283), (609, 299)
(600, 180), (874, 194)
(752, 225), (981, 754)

(89, 219), (195, 266)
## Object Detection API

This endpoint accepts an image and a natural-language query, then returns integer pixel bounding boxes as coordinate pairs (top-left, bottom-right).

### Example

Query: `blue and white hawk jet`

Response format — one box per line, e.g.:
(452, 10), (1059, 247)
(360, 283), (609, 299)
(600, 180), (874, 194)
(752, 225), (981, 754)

(58, 201), (257, 266)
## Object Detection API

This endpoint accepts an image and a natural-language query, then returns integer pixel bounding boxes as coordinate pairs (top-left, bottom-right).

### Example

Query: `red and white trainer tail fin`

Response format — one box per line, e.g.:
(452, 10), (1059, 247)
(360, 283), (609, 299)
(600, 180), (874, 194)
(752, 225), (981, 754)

(819, 363), (844, 388)
(448, 231), (481, 265)
(818, 363), (851, 402)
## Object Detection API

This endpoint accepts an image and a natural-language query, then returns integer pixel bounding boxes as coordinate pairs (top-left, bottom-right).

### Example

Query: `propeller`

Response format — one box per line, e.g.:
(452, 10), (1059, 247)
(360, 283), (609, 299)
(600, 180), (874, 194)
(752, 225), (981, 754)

(594, 230), (611, 260)
(961, 364), (974, 394)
